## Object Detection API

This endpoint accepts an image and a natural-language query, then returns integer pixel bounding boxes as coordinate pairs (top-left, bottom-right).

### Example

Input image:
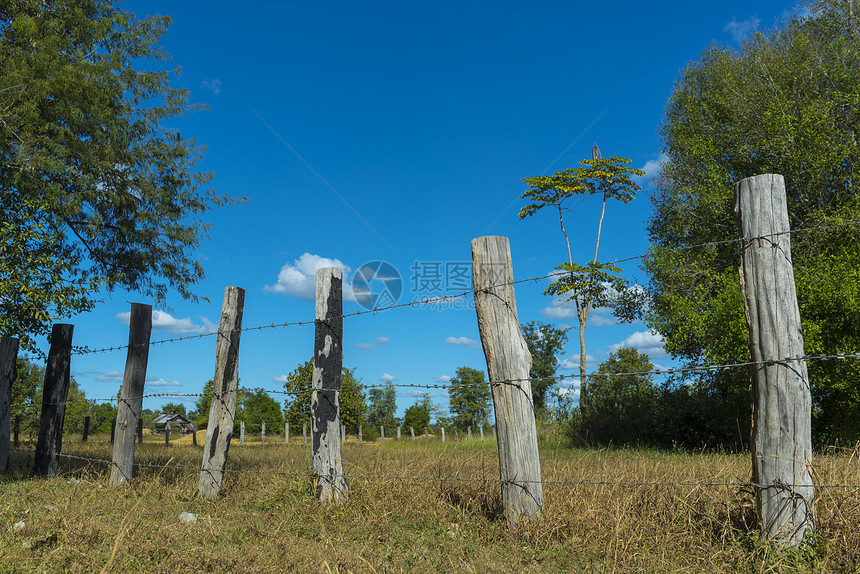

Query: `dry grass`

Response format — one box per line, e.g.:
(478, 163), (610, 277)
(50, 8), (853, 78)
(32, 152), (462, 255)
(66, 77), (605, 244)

(2, 437), (859, 573)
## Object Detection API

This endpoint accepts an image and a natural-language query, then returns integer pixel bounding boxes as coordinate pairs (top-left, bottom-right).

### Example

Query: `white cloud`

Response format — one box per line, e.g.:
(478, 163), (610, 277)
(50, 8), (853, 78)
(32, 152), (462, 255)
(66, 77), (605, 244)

(638, 152), (668, 180)
(201, 78), (222, 95)
(146, 377), (182, 387)
(540, 298), (616, 326)
(436, 375), (452, 383)
(356, 336), (391, 350)
(724, 15), (760, 42)
(116, 310), (217, 335)
(444, 336), (481, 349)
(608, 330), (669, 359)
(272, 374), (289, 384)
(263, 253), (351, 301)
(95, 371), (123, 383)
(560, 353), (599, 370)
(380, 373), (397, 382)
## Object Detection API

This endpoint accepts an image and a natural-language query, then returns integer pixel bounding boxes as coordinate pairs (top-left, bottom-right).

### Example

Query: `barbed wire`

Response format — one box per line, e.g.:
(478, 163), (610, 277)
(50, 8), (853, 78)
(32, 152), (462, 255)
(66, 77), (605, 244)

(7, 449), (860, 491)
(15, 351), (859, 409)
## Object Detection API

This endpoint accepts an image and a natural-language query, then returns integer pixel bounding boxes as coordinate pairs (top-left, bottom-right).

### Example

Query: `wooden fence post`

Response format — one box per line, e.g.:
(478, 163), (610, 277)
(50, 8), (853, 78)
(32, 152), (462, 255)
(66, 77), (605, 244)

(441, 427), (445, 443)
(261, 421), (266, 446)
(468, 427), (472, 441)
(82, 416), (90, 442)
(33, 324), (74, 478)
(472, 235), (542, 527)
(198, 286), (245, 498)
(110, 419), (116, 444)
(0, 337), (18, 472)
(303, 422), (307, 445)
(110, 302), (152, 486)
(341, 424), (346, 445)
(358, 425), (362, 445)
(454, 428), (459, 442)
(192, 421), (197, 446)
(165, 422), (170, 446)
(397, 425), (401, 440)
(311, 267), (348, 503)
(410, 426), (415, 441)
(285, 422), (290, 445)
(239, 421), (244, 446)
(380, 426), (384, 443)
(424, 427), (428, 440)
(734, 174), (814, 547)
(137, 419), (143, 444)
(480, 425), (484, 441)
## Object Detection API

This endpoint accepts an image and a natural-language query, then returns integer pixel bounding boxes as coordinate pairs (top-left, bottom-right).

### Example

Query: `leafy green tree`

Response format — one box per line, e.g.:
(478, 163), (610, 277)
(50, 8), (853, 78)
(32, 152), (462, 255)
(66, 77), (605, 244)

(10, 357), (43, 433)
(194, 380), (214, 429)
(584, 348), (657, 445)
(283, 359), (366, 432)
(448, 367), (492, 428)
(402, 392), (437, 430)
(161, 402), (187, 417)
(0, 0), (236, 351)
(521, 145), (644, 411)
(645, 0), (860, 445)
(241, 388), (284, 434)
(367, 381), (398, 430)
(90, 401), (117, 434)
(521, 321), (569, 411)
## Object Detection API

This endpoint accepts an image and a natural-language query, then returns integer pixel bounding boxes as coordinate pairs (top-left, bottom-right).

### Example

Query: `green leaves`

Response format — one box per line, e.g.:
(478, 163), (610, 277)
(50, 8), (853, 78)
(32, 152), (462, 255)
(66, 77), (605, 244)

(544, 261), (628, 310)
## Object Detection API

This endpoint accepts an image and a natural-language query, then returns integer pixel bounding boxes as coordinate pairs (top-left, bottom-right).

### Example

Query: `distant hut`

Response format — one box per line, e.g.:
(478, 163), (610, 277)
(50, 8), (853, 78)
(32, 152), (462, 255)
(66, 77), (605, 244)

(151, 413), (194, 434)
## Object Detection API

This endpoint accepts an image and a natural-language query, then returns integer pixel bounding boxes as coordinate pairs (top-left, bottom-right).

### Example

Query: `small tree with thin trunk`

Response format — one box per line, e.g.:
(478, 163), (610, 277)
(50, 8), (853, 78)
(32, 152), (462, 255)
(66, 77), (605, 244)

(520, 145), (643, 413)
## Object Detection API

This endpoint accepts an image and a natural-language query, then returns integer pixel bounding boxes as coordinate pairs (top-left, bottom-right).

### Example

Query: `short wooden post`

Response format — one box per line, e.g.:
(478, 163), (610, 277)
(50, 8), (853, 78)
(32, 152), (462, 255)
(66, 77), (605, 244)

(192, 421), (197, 446)
(110, 418), (116, 444)
(303, 422), (307, 445)
(734, 174), (814, 547)
(397, 425), (401, 440)
(358, 425), (362, 445)
(110, 302), (152, 486)
(410, 426), (415, 441)
(480, 425), (484, 441)
(311, 268), (348, 503)
(33, 324), (74, 478)
(137, 419), (143, 444)
(441, 427), (445, 443)
(468, 427), (472, 441)
(285, 422), (290, 445)
(0, 337), (19, 472)
(261, 421), (266, 446)
(454, 428), (459, 442)
(472, 235), (543, 527)
(424, 427), (428, 440)
(239, 421), (245, 446)
(380, 426), (384, 443)
(198, 286), (245, 498)
(165, 422), (170, 446)
(82, 416), (90, 442)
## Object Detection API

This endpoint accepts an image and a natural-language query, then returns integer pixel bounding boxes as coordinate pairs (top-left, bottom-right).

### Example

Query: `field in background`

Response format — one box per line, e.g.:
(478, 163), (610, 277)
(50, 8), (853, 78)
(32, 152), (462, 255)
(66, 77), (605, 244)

(2, 439), (859, 573)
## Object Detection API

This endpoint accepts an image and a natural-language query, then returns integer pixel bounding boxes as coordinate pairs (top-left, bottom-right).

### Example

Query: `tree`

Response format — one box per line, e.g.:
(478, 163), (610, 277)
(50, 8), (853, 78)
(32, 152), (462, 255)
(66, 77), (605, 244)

(161, 402), (186, 417)
(283, 359), (366, 432)
(367, 381), (398, 430)
(521, 321), (569, 411)
(194, 379), (215, 429)
(644, 0), (860, 445)
(241, 388), (284, 434)
(0, 1), (236, 351)
(9, 357), (89, 434)
(520, 145), (643, 412)
(448, 367), (492, 428)
(402, 392), (437, 430)
(584, 347), (657, 445)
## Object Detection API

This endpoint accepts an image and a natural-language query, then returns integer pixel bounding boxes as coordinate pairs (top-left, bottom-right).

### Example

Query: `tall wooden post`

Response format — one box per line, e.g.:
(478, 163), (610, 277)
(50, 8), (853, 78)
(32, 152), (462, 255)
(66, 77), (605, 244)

(198, 286), (245, 498)
(311, 267), (348, 503)
(380, 426), (384, 443)
(82, 416), (90, 442)
(397, 425), (401, 441)
(358, 425), (362, 445)
(110, 303), (152, 486)
(192, 421), (197, 446)
(285, 422), (290, 445)
(0, 337), (19, 472)
(239, 421), (244, 446)
(137, 419), (143, 444)
(441, 427), (445, 443)
(33, 324), (74, 477)
(261, 421), (266, 446)
(410, 426), (415, 441)
(303, 423), (307, 445)
(110, 419), (116, 444)
(734, 174), (814, 547)
(472, 235), (542, 527)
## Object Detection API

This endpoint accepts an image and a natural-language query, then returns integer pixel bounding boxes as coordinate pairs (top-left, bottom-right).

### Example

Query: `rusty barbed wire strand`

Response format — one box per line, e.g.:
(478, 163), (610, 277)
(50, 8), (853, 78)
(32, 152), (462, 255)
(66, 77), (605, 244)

(7, 448), (857, 490)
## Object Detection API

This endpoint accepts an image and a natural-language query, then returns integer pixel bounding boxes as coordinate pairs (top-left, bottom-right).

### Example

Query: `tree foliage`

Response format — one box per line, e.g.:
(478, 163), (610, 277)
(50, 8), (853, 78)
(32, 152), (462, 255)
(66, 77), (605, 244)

(0, 0), (235, 351)
(282, 359), (366, 432)
(367, 381), (398, 430)
(645, 0), (860, 445)
(448, 366), (492, 428)
(520, 146), (643, 410)
(521, 321), (569, 411)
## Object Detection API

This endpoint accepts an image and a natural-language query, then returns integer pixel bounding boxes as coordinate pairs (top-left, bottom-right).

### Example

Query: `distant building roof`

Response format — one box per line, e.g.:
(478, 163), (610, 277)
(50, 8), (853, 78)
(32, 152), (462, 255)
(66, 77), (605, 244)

(152, 413), (192, 425)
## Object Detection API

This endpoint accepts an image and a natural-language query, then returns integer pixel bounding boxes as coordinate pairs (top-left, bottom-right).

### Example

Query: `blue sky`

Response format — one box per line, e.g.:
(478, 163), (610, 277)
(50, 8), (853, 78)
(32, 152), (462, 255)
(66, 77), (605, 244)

(35, 1), (804, 419)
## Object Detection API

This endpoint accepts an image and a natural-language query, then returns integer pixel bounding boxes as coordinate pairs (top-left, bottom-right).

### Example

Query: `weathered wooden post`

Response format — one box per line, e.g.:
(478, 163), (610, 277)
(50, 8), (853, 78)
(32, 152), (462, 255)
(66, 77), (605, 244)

(468, 427), (472, 441)
(311, 267), (348, 503)
(410, 426), (415, 441)
(472, 235), (543, 527)
(137, 419), (143, 444)
(261, 421), (266, 446)
(192, 421), (197, 446)
(303, 422), (307, 445)
(734, 174), (814, 547)
(164, 422), (170, 446)
(441, 427), (445, 443)
(33, 324), (74, 478)
(82, 416), (90, 442)
(198, 286), (245, 498)
(358, 425), (362, 445)
(480, 425), (484, 441)
(285, 422), (290, 445)
(380, 426), (384, 443)
(0, 337), (18, 472)
(341, 424), (346, 445)
(424, 427), (428, 440)
(110, 419), (116, 444)
(397, 425), (401, 441)
(454, 428), (459, 442)
(110, 303), (152, 486)
(239, 421), (244, 446)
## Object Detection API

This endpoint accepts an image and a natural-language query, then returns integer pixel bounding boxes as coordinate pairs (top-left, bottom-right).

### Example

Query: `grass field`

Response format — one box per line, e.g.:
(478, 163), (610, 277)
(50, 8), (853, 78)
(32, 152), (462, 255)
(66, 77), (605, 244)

(2, 436), (859, 573)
